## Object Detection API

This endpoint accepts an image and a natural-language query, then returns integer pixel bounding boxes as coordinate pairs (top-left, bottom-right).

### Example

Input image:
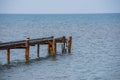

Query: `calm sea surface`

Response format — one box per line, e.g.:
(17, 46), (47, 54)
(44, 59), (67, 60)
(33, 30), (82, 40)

(0, 14), (120, 80)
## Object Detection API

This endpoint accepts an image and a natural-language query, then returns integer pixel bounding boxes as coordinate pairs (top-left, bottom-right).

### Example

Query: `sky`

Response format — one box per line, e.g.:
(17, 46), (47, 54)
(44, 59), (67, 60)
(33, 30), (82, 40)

(0, 0), (120, 14)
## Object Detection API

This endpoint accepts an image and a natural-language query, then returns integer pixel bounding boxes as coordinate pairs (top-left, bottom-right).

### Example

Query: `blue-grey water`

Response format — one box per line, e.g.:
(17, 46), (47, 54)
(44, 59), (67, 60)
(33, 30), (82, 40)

(0, 14), (120, 80)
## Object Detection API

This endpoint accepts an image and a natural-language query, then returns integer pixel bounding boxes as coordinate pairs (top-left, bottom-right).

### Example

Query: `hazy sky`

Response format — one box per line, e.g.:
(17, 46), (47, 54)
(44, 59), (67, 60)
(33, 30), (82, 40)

(0, 0), (120, 14)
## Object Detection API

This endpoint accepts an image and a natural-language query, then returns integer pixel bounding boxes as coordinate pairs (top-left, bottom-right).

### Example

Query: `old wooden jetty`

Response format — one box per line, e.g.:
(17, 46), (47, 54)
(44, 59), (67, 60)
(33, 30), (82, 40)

(0, 36), (72, 64)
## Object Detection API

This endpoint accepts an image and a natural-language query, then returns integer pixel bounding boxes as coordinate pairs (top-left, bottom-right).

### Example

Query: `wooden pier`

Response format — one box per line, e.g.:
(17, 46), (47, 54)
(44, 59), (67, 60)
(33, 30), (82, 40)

(0, 36), (72, 64)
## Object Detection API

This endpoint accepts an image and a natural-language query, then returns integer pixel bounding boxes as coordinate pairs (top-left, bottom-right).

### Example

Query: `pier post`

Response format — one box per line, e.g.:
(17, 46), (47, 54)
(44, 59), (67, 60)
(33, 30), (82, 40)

(25, 38), (30, 63)
(62, 36), (66, 53)
(37, 44), (40, 58)
(68, 36), (72, 54)
(7, 48), (10, 64)
(52, 37), (56, 58)
(47, 43), (51, 55)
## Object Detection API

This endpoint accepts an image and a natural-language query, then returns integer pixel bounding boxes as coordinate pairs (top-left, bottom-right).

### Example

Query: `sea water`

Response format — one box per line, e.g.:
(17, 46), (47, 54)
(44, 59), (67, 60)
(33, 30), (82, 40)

(0, 14), (120, 80)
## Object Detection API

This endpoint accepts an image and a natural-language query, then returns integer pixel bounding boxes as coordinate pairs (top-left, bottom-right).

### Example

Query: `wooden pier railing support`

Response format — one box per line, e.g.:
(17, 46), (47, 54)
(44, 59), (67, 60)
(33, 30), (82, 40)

(25, 38), (30, 63)
(52, 37), (56, 58)
(37, 44), (40, 58)
(68, 36), (72, 54)
(7, 48), (10, 64)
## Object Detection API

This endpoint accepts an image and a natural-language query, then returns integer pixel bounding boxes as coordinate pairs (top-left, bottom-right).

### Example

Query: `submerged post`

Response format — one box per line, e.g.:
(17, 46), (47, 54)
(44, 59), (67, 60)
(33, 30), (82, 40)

(25, 38), (30, 63)
(7, 48), (10, 64)
(37, 44), (40, 58)
(52, 37), (56, 58)
(68, 36), (72, 54)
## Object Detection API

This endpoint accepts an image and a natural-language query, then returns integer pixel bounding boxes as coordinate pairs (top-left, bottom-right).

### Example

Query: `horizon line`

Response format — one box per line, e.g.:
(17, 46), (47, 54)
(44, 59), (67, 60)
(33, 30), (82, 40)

(0, 12), (120, 15)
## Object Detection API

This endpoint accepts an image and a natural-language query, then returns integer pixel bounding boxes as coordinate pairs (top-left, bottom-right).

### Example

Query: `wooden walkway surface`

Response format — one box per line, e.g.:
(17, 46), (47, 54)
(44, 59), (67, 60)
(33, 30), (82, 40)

(0, 36), (72, 64)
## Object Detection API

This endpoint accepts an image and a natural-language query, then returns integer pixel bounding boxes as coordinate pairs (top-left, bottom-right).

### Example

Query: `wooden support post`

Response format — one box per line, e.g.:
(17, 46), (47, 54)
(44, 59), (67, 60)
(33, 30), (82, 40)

(52, 37), (56, 58)
(47, 43), (51, 55)
(25, 38), (30, 63)
(7, 48), (10, 64)
(68, 36), (72, 54)
(37, 44), (40, 58)
(62, 36), (66, 53)
(62, 44), (64, 53)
